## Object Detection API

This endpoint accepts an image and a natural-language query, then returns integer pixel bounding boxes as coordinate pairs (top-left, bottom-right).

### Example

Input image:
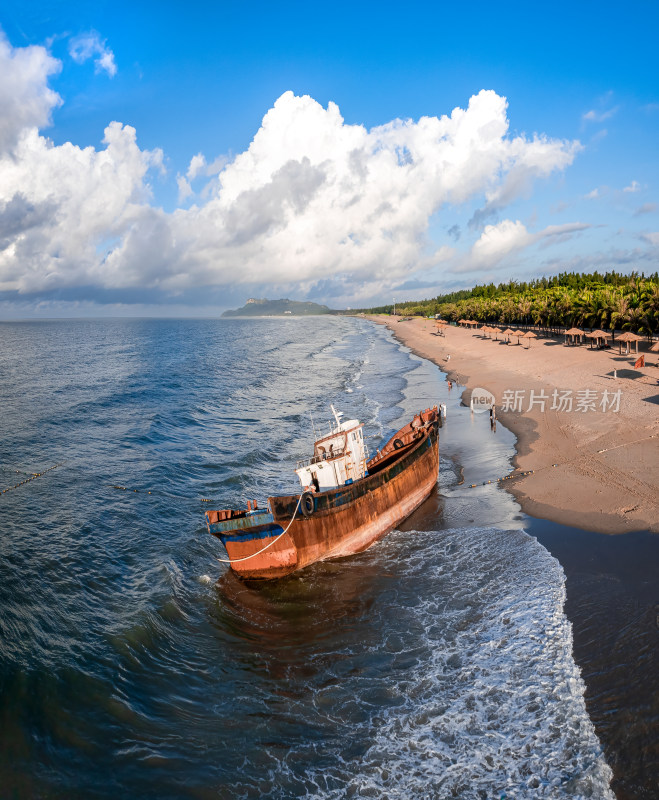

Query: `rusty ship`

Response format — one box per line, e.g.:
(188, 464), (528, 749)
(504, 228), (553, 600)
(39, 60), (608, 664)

(205, 405), (440, 580)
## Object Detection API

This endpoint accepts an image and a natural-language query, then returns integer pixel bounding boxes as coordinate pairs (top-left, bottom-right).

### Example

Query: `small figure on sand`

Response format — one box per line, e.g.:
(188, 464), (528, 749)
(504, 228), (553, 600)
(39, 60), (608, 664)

(447, 380), (452, 391)
(445, 354), (450, 362)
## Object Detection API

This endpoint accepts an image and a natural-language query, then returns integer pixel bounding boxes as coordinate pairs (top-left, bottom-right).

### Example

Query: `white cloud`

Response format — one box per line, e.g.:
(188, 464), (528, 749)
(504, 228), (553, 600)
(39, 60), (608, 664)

(623, 180), (641, 193)
(469, 219), (531, 269)
(585, 188), (599, 199)
(187, 153), (207, 181)
(589, 129), (608, 146)
(641, 232), (659, 246)
(148, 90), (578, 292)
(0, 35), (582, 304)
(0, 32), (61, 154)
(454, 220), (591, 272)
(582, 106), (619, 123)
(0, 122), (163, 291)
(69, 32), (117, 77)
(177, 174), (193, 203)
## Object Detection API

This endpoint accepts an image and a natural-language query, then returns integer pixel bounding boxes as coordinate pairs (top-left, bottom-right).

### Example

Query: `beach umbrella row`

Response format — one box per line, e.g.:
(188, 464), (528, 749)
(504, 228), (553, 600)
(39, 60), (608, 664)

(478, 326), (537, 347)
(449, 319), (656, 360)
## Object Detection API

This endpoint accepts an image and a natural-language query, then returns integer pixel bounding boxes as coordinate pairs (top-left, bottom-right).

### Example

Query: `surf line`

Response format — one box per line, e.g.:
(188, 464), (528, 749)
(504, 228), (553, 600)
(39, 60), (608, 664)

(464, 432), (658, 489)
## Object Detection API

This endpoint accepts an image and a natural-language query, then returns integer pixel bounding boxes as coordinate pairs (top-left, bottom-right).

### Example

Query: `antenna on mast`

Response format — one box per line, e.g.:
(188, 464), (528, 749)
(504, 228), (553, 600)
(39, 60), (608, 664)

(330, 404), (344, 428)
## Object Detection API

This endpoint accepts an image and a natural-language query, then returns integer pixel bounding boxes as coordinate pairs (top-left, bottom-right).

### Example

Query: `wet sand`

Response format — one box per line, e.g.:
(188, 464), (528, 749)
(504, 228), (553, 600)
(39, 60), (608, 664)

(373, 316), (659, 534)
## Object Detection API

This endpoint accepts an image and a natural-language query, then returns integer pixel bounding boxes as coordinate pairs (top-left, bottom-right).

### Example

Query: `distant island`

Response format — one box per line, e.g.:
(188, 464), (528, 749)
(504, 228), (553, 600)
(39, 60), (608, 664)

(221, 298), (336, 317)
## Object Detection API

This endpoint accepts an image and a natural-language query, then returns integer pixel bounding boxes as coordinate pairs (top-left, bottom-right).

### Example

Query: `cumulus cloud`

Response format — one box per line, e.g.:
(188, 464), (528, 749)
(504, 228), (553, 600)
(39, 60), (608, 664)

(0, 32), (61, 153)
(0, 122), (163, 291)
(0, 34), (583, 304)
(454, 220), (591, 272)
(69, 32), (117, 77)
(153, 90), (579, 292)
(623, 180), (641, 193)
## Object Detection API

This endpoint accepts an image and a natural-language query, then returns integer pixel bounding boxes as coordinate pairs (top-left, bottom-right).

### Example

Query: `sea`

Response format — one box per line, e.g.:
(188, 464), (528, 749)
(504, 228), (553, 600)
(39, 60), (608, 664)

(0, 316), (653, 799)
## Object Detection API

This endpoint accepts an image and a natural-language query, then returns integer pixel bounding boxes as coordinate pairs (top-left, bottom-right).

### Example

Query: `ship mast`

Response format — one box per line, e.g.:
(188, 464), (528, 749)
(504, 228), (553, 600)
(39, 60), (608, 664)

(330, 404), (343, 430)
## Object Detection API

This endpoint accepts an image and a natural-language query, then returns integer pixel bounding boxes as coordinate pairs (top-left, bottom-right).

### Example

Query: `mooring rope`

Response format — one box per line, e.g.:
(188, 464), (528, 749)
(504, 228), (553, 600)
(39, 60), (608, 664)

(214, 493), (304, 564)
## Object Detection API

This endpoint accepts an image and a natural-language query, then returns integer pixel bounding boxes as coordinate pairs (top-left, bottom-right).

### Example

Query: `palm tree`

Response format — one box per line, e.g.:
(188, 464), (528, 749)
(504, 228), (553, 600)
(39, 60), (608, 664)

(609, 293), (630, 340)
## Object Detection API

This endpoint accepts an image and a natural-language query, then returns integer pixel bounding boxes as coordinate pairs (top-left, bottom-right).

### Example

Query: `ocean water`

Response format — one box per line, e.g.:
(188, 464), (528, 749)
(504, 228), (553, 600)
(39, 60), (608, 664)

(0, 317), (614, 799)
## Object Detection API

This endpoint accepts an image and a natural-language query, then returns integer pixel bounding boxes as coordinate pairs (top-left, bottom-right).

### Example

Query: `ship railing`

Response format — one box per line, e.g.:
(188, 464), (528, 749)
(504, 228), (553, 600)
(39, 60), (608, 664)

(297, 448), (347, 469)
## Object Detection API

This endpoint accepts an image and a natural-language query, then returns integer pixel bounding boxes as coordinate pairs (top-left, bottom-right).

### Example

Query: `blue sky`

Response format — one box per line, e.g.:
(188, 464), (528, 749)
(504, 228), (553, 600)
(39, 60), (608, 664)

(1, 0), (658, 316)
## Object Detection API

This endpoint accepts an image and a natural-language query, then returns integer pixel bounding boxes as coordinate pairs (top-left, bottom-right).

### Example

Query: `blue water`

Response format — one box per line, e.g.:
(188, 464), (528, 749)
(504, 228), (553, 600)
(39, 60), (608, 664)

(0, 317), (613, 798)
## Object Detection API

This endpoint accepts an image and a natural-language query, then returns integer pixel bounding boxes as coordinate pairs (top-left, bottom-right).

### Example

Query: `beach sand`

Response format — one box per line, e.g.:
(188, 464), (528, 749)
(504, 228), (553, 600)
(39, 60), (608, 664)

(373, 316), (659, 534)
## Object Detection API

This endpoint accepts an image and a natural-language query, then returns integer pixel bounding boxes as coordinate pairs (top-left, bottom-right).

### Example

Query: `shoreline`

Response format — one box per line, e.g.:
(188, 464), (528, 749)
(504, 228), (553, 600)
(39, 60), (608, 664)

(371, 315), (659, 535)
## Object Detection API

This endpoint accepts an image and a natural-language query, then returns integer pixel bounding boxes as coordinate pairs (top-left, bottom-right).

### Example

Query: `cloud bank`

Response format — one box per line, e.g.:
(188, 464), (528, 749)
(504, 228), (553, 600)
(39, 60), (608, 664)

(0, 33), (583, 306)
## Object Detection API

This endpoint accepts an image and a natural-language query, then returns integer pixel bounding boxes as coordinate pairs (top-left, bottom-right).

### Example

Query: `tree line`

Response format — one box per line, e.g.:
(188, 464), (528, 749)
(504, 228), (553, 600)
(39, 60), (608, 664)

(355, 271), (659, 337)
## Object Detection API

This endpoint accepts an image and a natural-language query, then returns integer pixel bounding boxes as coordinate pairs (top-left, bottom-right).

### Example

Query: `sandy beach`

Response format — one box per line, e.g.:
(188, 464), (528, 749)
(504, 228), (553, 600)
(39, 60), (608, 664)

(373, 316), (659, 534)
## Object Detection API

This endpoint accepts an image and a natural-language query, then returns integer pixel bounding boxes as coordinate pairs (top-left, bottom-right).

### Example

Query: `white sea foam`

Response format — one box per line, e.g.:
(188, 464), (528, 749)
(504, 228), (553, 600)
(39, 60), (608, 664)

(356, 529), (612, 799)
(265, 528), (614, 799)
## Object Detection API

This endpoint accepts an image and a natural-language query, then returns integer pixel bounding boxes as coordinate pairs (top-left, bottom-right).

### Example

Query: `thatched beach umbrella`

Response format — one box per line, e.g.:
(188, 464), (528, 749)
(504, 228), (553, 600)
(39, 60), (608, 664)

(564, 327), (584, 346)
(616, 330), (643, 355)
(502, 327), (514, 344)
(512, 329), (525, 344)
(523, 330), (537, 348)
(585, 329), (611, 348)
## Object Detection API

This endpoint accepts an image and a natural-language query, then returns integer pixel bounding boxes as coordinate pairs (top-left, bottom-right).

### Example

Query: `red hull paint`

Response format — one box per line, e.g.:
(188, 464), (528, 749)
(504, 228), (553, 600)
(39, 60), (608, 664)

(210, 408), (440, 580)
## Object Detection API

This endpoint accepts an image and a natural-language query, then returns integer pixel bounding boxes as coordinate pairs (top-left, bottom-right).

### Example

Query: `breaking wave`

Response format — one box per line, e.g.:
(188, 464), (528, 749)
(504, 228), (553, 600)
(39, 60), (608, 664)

(221, 527), (613, 799)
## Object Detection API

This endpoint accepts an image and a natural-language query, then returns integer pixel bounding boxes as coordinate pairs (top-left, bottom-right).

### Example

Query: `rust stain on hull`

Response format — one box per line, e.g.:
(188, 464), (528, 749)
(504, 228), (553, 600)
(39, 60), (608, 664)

(207, 408), (440, 580)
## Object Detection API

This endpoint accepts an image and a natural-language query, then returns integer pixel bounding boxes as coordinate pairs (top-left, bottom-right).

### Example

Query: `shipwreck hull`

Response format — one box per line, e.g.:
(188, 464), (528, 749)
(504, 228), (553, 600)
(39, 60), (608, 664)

(211, 416), (439, 580)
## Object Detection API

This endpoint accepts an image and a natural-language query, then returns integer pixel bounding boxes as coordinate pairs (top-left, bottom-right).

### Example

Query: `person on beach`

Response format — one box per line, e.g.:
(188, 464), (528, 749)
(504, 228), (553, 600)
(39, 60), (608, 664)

(447, 380), (452, 391)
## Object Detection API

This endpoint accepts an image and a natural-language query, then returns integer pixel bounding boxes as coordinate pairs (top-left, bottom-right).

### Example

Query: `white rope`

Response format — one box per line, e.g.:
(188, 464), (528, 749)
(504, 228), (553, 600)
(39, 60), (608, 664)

(216, 493), (304, 564)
